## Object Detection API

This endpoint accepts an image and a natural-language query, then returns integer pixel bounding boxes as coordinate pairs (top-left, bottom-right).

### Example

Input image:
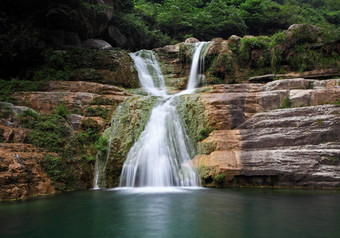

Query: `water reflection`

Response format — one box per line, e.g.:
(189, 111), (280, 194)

(0, 189), (339, 238)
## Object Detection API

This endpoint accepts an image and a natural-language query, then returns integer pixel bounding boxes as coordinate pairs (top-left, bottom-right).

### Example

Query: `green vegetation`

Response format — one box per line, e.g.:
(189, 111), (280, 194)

(18, 109), (39, 129)
(55, 102), (71, 118)
(198, 128), (210, 141)
(0, 103), (14, 118)
(316, 119), (324, 126)
(199, 166), (226, 187)
(278, 96), (292, 109)
(85, 106), (109, 119)
(28, 114), (72, 153)
(109, 0), (340, 50)
(214, 173), (226, 186)
(325, 155), (340, 165)
(19, 109), (107, 191)
(0, 79), (46, 103)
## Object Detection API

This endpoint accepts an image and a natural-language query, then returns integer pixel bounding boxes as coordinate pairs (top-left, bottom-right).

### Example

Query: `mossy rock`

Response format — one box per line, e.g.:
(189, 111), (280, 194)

(176, 95), (210, 151)
(99, 95), (158, 187)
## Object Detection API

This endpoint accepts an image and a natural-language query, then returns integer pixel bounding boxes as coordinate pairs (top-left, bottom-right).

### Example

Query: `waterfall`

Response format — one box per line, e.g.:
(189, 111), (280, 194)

(186, 42), (210, 90)
(94, 42), (210, 188)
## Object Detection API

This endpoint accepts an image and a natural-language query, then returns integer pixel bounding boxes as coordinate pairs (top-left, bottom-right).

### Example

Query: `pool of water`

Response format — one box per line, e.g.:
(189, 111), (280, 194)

(0, 188), (339, 238)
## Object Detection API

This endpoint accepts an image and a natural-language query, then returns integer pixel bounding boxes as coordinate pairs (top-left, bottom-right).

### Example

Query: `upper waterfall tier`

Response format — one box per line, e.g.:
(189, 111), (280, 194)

(129, 50), (167, 96)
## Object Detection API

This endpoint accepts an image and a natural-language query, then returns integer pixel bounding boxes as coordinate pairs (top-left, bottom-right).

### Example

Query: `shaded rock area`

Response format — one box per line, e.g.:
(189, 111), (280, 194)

(33, 49), (139, 88)
(189, 78), (340, 188)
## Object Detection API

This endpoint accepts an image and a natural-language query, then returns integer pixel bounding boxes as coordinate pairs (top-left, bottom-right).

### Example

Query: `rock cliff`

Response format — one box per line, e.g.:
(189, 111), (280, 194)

(188, 78), (340, 188)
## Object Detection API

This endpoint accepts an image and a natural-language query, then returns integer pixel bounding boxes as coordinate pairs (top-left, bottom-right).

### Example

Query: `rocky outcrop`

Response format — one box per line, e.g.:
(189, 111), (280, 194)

(12, 81), (130, 114)
(188, 78), (340, 188)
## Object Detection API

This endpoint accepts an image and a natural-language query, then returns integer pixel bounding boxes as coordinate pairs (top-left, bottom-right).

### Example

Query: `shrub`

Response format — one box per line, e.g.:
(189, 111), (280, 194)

(55, 102), (70, 118)
(94, 136), (109, 156)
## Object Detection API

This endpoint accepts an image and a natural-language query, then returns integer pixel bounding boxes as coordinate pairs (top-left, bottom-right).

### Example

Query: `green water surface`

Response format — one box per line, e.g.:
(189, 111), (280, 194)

(0, 188), (339, 238)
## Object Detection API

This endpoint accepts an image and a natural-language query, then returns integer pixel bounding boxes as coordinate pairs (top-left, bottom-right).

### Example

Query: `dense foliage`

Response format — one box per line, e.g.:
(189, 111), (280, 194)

(114, 0), (340, 49)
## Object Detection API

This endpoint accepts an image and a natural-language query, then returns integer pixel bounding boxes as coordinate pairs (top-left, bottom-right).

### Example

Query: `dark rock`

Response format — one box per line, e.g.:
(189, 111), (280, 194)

(107, 26), (127, 46)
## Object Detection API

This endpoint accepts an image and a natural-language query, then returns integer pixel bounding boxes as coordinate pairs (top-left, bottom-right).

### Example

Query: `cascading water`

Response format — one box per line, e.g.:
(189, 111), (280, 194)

(186, 42), (210, 91)
(94, 42), (210, 189)
(129, 50), (167, 96)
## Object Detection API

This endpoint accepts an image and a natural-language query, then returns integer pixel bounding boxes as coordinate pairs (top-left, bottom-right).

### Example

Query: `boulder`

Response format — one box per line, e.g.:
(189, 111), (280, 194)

(162, 43), (182, 53)
(229, 35), (241, 43)
(185, 38), (199, 43)
(82, 39), (113, 50)
(66, 114), (83, 130)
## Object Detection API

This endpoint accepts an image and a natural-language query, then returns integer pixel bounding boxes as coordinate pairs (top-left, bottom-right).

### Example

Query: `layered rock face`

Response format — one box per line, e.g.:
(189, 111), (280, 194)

(190, 78), (340, 187)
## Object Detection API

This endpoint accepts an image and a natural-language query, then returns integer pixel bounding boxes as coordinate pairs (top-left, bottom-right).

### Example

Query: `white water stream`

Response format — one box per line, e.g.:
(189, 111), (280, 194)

(94, 42), (210, 188)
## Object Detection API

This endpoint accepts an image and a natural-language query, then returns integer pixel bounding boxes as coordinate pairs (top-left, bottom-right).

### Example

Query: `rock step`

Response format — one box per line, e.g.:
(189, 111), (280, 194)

(13, 91), (125, 114)
(0, 143), (46, 153)
(46, 81), (131, 96)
